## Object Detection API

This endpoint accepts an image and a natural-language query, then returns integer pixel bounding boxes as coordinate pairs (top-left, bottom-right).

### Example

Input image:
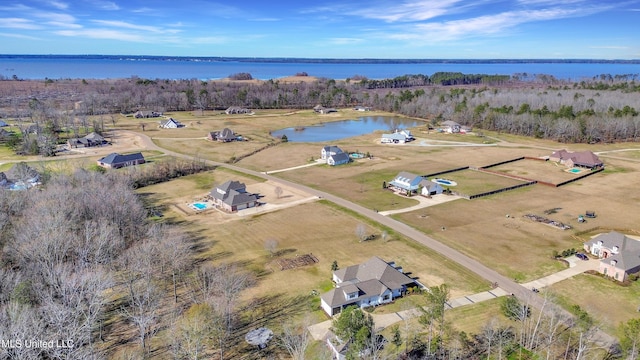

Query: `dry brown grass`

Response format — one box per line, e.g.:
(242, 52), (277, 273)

(549, 273), (640, 335)
(116, 110), (640, 343)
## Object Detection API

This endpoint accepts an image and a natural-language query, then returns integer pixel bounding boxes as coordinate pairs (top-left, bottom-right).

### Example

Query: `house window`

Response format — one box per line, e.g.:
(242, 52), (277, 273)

(383, 295), (390, 301)
(615, 273), (618, 280)
(603, 268), (607, 275)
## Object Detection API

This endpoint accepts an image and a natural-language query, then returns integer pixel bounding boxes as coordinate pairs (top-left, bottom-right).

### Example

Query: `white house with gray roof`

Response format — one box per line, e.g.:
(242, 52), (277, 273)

(159, 117), (184, 129)
(209, 180), (258, 212)
(320, 256), (416, 316)
(584, 231), (640, 282)
(381, 129), (414, 144)
(321, 145), (350, 166)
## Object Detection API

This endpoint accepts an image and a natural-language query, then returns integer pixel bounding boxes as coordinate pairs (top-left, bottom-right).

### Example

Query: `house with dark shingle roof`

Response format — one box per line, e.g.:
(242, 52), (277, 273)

(327, 152), (350, 166)
(208, 128), (236, 142)
(209, 180), (258, 212)
(320, 257), (416, 316)
(1, 163), (41, 190)
(97, 152), (145, 169)
(67, 132), (107, 148)
(584, 231), (640, 282)
(550, 149), (603, 169)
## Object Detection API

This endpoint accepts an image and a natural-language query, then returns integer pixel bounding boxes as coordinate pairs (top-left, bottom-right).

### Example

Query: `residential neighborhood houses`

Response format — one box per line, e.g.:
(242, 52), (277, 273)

(208, 128), (237, 142)
(0, 163), (41, 190)
(209, 180), (259, 212)
(321, 145), (350, 166)
(320, 256), (418, 316)
(134, 110), (162, 118)
(67, 132), (108, 148)
(380, 129), (414, 144)
(159, 117), (184, 129)
(97, 152), (146, 169)
(549, 149), (604, 169)
(584, 231), (640, 282)
(388, 171), (444, 196)
(313, 105), (337, 114)
(225, 106), (253, 115)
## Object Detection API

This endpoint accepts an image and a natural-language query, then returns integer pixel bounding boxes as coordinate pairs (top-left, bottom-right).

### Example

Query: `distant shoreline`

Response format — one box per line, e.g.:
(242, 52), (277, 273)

(1, 54), (639, 65)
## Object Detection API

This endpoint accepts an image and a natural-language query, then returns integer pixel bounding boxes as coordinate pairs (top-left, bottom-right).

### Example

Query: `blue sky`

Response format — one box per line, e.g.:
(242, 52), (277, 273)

(1, 0), (639, 59)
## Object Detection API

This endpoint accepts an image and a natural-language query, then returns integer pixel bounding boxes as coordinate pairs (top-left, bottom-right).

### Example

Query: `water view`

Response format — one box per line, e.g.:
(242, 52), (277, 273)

(1, 56), (639, 80)
(270, 116), (424, 142)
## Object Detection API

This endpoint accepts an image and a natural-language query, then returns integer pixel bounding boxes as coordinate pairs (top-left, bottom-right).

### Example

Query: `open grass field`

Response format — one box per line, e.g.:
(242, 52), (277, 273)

(4, 107), (640, 353)
(139, 172), (489, 304)
(391, 157), (640, 283)
(487, 157), (594, 184)
(431, 168), (529, 196)
(549, 272), (640, 335)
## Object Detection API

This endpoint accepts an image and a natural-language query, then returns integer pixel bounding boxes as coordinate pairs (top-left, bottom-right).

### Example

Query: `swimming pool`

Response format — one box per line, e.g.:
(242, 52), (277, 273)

(432, 178), (457, 186)
(568, 168), (581, 173)
(192, 202), (208, 210)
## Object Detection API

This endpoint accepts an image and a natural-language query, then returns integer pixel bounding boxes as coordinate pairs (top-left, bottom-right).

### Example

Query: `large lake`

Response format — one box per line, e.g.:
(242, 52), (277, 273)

(1, 56), (639, 80)
(270, 116), (424, 142)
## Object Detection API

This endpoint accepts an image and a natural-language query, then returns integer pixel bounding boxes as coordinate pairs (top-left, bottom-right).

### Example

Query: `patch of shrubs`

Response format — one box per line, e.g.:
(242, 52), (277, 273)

(228, 72), (253, 80)
(552, 248), (577, 258)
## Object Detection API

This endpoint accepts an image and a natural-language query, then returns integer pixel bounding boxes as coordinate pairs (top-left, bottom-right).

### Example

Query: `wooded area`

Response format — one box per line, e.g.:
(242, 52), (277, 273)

(1, 73), (640, 156)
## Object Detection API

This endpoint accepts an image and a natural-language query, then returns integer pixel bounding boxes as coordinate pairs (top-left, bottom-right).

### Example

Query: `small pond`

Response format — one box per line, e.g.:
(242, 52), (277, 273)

(270, 116), (424, 142)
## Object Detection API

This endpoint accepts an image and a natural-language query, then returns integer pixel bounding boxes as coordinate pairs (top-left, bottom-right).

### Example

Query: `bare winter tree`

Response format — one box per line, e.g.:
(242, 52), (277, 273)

(355, 223), (367, 242)
(264, 238), (279, 257)
(274, 186), (283, 199)
(278, 318), (312, 360)
(120, 280), (162, 354)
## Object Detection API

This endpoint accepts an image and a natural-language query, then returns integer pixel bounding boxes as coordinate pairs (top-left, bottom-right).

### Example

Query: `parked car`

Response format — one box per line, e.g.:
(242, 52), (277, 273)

(576, 253), (589, 260)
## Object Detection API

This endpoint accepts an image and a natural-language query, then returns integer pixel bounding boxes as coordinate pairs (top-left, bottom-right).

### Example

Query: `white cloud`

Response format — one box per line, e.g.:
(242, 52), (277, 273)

(88, 0), (120, 11)
(55, 28), (145, 42)
(0, 32), (41, 40)
(190, 36), (231, 45)
(47, 1), (69, 10)
(46, 21), (82, 29)
(0, 4), (32, 11)
(33, 12), (77, 24)
(351, 0), (462, 22)
(328, 37), (363, 45)
(387, 6), (605, 42)
(91, 20), (182, 34)
(0, 18), (41, 30)
(589, 46), (629, 49)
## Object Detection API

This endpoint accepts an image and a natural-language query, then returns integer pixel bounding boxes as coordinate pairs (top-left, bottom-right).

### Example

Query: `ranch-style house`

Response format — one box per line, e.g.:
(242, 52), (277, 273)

(320, 256), (416, 316)
(67, 132), (107, 148)
(584, 231), (640, 282)
(549, 149), (603, 169)
(97, 152), (146, 169)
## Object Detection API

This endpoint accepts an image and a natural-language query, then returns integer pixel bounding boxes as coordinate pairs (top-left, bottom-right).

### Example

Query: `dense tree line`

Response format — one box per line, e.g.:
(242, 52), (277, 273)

(0, 170), (255, 358)
(2, 73), (640, 156)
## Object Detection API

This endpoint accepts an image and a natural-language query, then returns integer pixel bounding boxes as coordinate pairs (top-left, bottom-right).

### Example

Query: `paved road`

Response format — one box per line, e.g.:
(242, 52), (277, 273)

(6, 129), (616, 346)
